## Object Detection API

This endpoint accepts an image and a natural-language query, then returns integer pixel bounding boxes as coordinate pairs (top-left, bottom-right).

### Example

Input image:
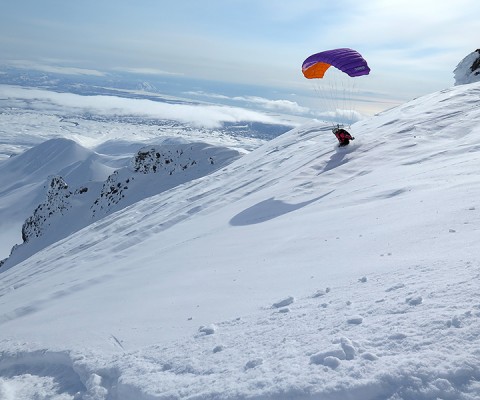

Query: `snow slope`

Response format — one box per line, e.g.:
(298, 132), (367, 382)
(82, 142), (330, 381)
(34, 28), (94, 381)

(1, 81), (480, 399)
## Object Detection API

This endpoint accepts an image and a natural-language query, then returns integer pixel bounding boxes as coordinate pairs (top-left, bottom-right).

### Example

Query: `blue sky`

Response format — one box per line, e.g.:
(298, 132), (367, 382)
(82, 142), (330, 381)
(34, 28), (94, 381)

(1, 0), (479, 117)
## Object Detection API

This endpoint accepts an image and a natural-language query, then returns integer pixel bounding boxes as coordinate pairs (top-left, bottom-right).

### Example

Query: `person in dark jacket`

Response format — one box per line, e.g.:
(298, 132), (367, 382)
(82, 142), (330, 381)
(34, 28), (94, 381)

(332, 127), (355, 147)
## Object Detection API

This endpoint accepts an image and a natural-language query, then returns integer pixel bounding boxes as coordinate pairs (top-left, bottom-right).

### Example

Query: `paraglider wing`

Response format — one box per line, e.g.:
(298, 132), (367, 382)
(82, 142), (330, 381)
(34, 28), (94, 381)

(302, 48), (370, 79)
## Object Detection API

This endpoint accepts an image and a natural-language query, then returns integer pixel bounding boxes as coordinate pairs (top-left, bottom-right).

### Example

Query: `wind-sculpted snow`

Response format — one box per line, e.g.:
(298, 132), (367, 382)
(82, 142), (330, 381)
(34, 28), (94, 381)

(1, 261), (479, 399)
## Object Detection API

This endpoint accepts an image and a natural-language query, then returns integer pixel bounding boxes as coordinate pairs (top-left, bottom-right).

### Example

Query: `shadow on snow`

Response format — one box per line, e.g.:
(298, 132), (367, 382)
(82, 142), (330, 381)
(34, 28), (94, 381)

(229, 192), (333, 226)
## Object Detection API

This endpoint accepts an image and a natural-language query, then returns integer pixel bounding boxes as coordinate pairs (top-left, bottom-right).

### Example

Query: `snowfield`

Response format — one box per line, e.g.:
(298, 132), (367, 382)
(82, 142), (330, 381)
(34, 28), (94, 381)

(1, 78), (480, 399)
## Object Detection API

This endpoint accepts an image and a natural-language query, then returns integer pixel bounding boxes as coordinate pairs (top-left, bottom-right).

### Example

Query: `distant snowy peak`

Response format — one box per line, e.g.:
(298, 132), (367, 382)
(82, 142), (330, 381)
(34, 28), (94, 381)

(0, 138), (91, 180)
(454, 49), (480, 85)
(136, 81), (158, 92)
(0, 137), (115, 190)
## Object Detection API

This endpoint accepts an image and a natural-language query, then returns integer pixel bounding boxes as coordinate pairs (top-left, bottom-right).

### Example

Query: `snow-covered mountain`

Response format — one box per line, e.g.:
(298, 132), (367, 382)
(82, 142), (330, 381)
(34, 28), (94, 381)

(0, 140), (241, 270)
(454, 48), (480, 85)
(0, 138), (121, 260)
(1, 59), (480, 399)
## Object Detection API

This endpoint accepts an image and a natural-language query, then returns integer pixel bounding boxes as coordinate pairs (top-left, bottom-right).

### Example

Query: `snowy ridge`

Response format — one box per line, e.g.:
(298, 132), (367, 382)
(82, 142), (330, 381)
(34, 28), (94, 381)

(91, 142), (240, 218)
(1, 141), (241, 270)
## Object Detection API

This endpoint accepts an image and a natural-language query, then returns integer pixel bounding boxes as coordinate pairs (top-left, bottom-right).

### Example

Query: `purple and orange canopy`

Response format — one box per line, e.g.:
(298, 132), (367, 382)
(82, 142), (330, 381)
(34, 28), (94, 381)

(302, 48), (370, 79)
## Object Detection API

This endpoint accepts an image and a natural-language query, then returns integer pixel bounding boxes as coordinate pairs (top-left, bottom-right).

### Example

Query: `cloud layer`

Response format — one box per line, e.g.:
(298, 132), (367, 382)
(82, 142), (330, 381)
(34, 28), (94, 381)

(0, 85), (297, 129)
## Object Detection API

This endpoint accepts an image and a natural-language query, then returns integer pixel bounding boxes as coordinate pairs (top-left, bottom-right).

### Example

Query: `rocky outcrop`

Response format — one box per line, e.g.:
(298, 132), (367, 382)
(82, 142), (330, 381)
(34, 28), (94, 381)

(91, 143), (230, 218)
(454, 49), (480, 85)
(21, 176), (89, 243)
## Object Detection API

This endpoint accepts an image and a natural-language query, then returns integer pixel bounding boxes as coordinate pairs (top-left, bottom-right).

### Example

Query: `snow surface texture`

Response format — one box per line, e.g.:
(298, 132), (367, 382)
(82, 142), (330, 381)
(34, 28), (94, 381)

(454, 49), (480, 85)
(1, 76), (480, 397)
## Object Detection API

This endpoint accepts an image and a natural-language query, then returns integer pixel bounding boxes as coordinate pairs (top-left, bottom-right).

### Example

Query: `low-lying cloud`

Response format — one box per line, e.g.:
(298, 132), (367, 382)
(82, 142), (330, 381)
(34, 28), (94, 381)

(5, 60), (105, 77)
(0, 85), (294, 129)
(185, 91), (311, 115)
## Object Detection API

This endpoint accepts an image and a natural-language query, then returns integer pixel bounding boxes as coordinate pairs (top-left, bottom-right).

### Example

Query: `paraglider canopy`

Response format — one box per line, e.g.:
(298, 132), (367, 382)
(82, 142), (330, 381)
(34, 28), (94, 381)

(301, 48), (371, 126)
(302, 48), (370, 79)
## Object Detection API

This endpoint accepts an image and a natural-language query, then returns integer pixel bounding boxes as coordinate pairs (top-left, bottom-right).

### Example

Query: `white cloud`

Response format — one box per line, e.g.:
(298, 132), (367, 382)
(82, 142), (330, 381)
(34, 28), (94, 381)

(317, 1), (480, 70)
(183, 91), (230, 100)
(6, 60), (105, 76)
(233, 96), (310, 114)
(0, 85), (291, 129)
(184, 91), (311, 115)
(315, 108), (364, 125)
(112, 67), (183, 76)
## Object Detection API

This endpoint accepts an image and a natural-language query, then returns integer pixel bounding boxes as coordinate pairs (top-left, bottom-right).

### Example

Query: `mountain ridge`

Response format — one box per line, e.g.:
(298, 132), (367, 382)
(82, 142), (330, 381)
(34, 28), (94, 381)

(0, 140), (241, 270)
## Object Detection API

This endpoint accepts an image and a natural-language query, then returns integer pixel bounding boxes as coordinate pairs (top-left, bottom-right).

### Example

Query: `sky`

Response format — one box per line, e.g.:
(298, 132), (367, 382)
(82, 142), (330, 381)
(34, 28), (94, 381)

(1, 0), (480, 116)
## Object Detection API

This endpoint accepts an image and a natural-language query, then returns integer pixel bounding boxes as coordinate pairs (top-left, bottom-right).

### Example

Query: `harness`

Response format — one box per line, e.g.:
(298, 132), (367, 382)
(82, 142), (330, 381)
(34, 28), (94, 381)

(334, 129), (351, 142)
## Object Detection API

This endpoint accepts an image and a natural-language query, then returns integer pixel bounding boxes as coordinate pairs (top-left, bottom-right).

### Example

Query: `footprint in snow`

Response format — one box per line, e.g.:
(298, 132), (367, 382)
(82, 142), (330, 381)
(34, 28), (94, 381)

(447, 316), (462, 328)
(272, 296), (294, 308)
(447, 311), (472, 328)
(310, 349), (346, 367)
(406, 296), (423, 306)
(388, 333), (407, 340)
(312, 289), (327, 298)
(323, 356), (341, 369)
(310, 337), (358, 369)
(386, 283), (406, 292)
(244, 358), (263, 370)
(361, 352), (379, 361)
(213, 345), (225, 353)
(198, 324), (216, 335)
(346, 316), (363, 325)
(339, 337), (356, 360)
(312, 288), (330, 298)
